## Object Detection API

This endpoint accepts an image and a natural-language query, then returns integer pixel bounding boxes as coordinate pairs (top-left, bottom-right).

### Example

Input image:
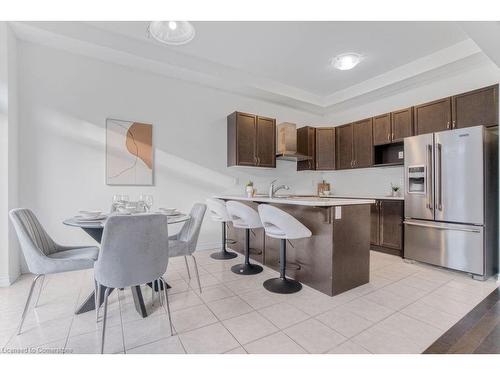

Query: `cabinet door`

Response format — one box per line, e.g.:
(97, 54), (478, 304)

(353, 118), (373, 168)
(373, 113), (391, 145)
(336, 124), (353, 169)
(379, 200), (403, 250)
(452, 84), (499, 129)
(256, 116), (276, 167)
(315, 127), (335, 170)
(391, 107), (414, 142)
(236, 112), (257, 166)
(297, 126), (316, 171)
(370, 202), (380, 246)
(414, 97), (452, 135)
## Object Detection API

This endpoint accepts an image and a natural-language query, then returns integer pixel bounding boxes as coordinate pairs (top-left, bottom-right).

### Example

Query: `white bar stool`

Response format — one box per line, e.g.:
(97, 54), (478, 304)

(226, 201), (264, 275)
(206, 198), (238, 260)
(258, 204), (312, 294)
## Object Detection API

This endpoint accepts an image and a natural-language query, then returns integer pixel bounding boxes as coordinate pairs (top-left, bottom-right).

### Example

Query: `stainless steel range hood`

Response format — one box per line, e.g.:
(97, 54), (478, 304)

(276, 122), (312, 161)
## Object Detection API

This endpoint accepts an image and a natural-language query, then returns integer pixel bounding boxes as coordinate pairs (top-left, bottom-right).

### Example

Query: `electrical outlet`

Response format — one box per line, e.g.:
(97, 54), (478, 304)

(398, 151), (404, 159)
(335, 206), (342, 219)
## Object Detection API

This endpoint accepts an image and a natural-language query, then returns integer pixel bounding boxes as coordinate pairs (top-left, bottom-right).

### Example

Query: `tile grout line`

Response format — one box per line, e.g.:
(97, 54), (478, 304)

(334, 272), (481, 354)
(6, 250), (496, 354)
(62, 275), (86, 352)
(117, 289), (127, 354)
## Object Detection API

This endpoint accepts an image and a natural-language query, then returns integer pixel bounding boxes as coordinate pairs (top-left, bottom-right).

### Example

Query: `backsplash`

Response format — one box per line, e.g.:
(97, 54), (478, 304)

(223, 160), (404, 197)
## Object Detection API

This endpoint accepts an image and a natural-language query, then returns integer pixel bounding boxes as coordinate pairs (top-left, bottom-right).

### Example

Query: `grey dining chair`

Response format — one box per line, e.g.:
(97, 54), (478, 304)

(168, 203), (207, 293)
(9, 208), (99, 335)
(94, 214), (173, 354)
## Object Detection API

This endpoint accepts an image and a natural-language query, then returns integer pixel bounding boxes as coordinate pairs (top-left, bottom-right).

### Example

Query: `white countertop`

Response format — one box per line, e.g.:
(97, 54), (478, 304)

(323, 194), (404, 201)
(215, 195), (375, 207)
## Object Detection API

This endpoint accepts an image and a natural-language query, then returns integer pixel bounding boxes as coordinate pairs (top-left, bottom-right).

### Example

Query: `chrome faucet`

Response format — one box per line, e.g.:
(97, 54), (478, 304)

(269, 179), (290, 198)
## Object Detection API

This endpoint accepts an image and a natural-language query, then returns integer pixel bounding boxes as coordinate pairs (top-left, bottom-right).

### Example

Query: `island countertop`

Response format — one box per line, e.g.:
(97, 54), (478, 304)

(214, 194), (375, 206)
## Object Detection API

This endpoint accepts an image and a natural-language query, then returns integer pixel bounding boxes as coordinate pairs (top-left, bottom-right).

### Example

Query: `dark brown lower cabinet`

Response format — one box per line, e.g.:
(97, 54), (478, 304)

(370, 200), (404, 257)
(370, 203), (380, 245)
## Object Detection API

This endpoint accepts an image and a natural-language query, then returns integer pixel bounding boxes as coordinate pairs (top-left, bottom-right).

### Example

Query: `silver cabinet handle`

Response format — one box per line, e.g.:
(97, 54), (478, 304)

(446, 121), (450, 129)
(437, 143), (442, 211)
(404, 221), (481, 233)
(426, 144), (433, 210)
(452, 120), (456, 129)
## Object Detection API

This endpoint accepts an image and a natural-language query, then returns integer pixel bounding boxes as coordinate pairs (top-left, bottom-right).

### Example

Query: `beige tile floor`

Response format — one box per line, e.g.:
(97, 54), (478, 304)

(0, 250), (498, 354)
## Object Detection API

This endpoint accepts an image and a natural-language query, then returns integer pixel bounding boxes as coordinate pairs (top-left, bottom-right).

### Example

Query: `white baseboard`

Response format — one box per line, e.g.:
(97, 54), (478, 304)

(195, 242), (220, 252)
(0, 272), (20, 287)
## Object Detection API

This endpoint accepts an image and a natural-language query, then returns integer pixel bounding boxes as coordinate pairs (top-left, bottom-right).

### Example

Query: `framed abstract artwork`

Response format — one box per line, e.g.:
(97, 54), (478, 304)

(106, 118), (154, 185)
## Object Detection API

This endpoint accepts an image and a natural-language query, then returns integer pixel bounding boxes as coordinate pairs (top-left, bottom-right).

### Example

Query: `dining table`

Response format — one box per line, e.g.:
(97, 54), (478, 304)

(63, 212), (191, 318)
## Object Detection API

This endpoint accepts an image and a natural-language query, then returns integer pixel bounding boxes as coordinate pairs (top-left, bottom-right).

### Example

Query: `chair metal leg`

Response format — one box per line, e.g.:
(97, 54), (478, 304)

(100, 287), (111, 354)
(158, 280), (163, 306)
(191, 255), (202, 294)
(95, 282), (101, 322)
(17, 274), (42, 335)
(34, 275), (45, 308)
(184, 256), (191, 279)
(151, 281), (155, 306)
(160, 277), (174, 336)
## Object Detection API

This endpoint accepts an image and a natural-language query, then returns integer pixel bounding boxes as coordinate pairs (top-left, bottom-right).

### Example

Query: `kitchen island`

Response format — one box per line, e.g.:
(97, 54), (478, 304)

(215, 195), (375, 296)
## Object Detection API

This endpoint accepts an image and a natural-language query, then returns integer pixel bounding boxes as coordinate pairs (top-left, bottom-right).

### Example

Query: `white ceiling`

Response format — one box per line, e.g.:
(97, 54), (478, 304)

(88, 21), (468, 96)
(10, 21), (497, 114)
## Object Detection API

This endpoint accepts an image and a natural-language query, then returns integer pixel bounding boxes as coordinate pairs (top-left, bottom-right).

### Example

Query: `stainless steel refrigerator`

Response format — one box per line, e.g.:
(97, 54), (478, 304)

(404, 125), (498, 279)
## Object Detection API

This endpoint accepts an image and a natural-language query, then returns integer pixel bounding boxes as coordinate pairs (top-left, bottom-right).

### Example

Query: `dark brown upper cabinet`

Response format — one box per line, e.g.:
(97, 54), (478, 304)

(315, 127), (336, 170)
(352, 118), (373, 168)
(227, 111), (276, 168)
(336, 120), (372, 169)
(414, 97), (452, 135)
(373, 113), (392, 146)
(336, 124), (354, 170)
(296, 126), (316, 171)
(452, 84), (499, 129)
(256, 116), (277, 167)
(391, 107), (414, 142)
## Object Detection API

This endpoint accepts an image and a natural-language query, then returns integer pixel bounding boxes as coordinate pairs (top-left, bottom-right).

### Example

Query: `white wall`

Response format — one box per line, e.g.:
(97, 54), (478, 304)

(16, 41), (323, 264)
(0, 23), (19, 286)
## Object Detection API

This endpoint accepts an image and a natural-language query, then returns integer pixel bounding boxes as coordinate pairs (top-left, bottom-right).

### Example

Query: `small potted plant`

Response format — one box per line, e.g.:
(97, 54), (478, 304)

(391, 183), (401, 197)
(245, 181), (255, 197)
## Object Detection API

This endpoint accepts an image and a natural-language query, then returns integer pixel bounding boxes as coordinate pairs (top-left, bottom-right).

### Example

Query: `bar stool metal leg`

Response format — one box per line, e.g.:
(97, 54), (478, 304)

(231, 228), (263, 275)
(210, 222), (238, 260)
(263, 239), (302, 294)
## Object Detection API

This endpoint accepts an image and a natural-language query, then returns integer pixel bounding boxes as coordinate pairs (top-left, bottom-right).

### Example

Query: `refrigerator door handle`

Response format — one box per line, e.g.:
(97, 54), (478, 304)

(426, 144), (433, 211)
(436, 143), (443, 211)
(403, 221), (481, 233)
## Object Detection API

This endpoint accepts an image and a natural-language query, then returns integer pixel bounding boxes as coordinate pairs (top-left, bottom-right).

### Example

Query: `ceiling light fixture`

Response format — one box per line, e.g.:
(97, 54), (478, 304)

(148, 21), (196, 46)
(332, 53), (363, 71)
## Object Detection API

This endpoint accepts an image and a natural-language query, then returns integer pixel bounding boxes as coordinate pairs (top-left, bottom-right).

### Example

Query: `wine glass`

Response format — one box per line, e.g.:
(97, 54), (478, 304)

(139, 194), (153, 212)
